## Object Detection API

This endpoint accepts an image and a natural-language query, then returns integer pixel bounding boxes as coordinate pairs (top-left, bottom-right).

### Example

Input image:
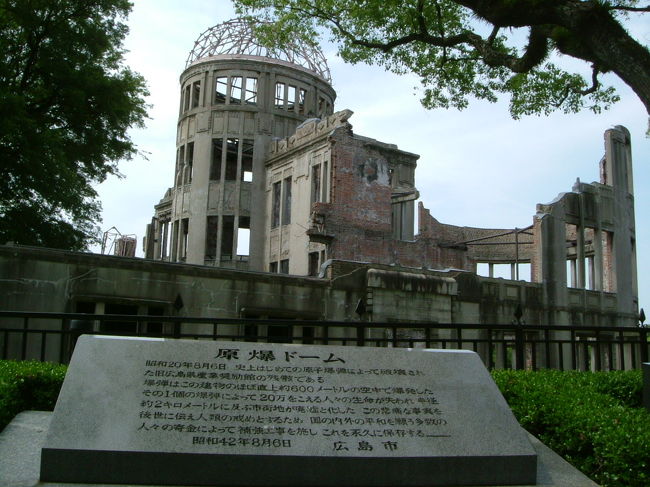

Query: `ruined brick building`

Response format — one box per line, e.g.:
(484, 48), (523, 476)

(0, 19), (639, 363)
(140, 18), (637, 326)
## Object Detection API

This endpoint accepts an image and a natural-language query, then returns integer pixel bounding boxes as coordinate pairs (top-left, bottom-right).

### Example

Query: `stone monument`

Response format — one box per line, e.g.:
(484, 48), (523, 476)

(41, 335), (537, 486)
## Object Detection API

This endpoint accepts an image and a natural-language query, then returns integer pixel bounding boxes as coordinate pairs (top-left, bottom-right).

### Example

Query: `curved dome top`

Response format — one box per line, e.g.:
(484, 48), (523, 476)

(186, 18), (332, 83)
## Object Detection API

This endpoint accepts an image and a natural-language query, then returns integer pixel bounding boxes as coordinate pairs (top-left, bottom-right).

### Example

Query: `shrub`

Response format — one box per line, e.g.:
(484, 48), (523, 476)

(0, 360), (67, 432)
(492, 369), (649, 487)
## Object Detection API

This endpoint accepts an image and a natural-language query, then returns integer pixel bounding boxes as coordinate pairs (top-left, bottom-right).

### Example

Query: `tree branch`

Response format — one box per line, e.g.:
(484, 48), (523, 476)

(608, 4), (650, 12)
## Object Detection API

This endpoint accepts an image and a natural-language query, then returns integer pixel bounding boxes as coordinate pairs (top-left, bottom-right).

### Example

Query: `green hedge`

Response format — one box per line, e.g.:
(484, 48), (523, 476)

(0, 362), (647, 487)
(492, 369), (648, 487)
(0, 360), (67, 432)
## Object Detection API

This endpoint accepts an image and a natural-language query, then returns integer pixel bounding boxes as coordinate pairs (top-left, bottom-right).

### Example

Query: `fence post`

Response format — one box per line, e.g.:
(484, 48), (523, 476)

(515, 325), (525, 370)
(640, 327), (648, 364)
(513, 305), (525, 370)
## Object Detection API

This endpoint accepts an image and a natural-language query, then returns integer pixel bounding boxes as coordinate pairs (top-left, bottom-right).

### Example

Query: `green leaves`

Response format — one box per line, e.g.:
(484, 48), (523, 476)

(0, 0), (148, 250)
(492, 370), (649, 487)
(233, 0), (649, 119)
(0, 360), (67, 432)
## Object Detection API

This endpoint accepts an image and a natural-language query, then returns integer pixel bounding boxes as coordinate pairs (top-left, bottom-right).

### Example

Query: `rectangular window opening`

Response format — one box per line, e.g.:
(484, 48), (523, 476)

(191, 81), (201, 108)
(269, 261), (278, 273)
(275, 82), (285, 109)
(242, 139), (254, 182)
(322, 160), (329, 202)
(245, 77), (258, 105)
(230, 76), (243, 104)
(183, 85), (191, 112)
(311, 164), (321, 204)
(215, 77), (227, 104)
(282, 177), (292, 225)
(225, 138), (239, 180)
(237, 228), (250, 256)
(221, 216), (234, 260)
(210, 139), (223, 181)
(280, 259), (289, 275)
(298, 88), (307, 115)
(308, 251), (320, 276)
(205, 216), (218, 261)
(181, 218), (189, 261)
(272, 181), (281, 228)
(287, 85), (296, 111)
(186, 142), (194, 183)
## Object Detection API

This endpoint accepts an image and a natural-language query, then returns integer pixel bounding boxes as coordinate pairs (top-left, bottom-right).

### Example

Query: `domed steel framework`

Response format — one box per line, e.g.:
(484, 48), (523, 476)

(186, 18), (332, 82)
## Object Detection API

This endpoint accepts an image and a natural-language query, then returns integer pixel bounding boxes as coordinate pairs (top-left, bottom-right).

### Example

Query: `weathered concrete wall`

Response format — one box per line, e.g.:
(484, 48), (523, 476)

(1, 245), (627, 328)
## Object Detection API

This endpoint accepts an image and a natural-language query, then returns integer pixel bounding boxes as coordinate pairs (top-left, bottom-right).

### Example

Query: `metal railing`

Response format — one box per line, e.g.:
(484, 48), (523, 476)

(1, 311), (647, 371)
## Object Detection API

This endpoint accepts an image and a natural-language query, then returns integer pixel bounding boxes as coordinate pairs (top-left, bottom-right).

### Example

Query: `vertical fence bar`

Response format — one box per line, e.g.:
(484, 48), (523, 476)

(40, 331), (46, 362)
(487, 328), (494, 370)
(640, 328), (648, 364)
(515, 326), (524, 370)
(531, 334), (537, 370)
(2, 329), (7, 359)
(595, 331), (602, 371)
(357, 323), (365, 347)
(59, 318), (66, 364)
(21, 317), (28, 360)
(571, 330), (577, 370)
(544, 329), (551, 369)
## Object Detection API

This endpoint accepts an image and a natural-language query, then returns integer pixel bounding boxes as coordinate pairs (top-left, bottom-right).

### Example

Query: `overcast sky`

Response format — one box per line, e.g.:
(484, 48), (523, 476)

(93, 0), (649, 317)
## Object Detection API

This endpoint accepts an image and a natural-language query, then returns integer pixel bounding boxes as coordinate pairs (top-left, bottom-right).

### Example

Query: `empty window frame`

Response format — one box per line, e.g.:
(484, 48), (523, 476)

(282, 177), (292, 225)
(298, 88), (307, 115)
(287, 85), (296, 111)
(180, 218), (189, 261)
(279, 259), (289, 275)
(221, 216), (234, 259)
(183, 85), (191, 112)
(230, 76), (243, 104)
(225, 138), (239, 180)
(271, 181), (281, 228)
(205, 216), (218, 261)
(210, 139), (223, 180)
(308, 251), (320, 276)
(176, 145), (185, 186)
(215, 77), (227, 104)
(242, 139), (254, 181)
(311, 164), (321, 204)
(186, 142), (194, 183)
(191, 81), (201, 108)
(237, 217), (250, 256)
(269, 261), (278, 273)
(245, 77), (258, 105)
(275, 82), (285, 109)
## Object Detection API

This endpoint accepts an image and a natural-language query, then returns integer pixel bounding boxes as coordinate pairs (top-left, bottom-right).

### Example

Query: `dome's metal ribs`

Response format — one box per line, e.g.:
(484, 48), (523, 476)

(186, 18), (331, 83)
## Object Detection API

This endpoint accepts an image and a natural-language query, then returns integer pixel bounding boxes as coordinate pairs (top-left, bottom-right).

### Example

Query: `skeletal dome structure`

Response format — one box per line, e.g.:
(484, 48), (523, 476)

(186, 18), (332, 82)
(145, 18), (336, 270)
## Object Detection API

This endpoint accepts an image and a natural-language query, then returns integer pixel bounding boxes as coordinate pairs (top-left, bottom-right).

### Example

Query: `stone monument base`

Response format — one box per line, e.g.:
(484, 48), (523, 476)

(1, 411), (598, 487)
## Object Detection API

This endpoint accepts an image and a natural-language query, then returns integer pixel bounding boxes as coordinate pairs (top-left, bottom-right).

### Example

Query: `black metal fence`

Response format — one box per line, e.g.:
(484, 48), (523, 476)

(1, 311), (648, 371)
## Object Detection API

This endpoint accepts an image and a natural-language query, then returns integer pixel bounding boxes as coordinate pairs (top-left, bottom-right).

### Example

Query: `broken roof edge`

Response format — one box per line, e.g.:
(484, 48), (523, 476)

(267, 109), (420, 162)
(267, 109), (354, 159)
